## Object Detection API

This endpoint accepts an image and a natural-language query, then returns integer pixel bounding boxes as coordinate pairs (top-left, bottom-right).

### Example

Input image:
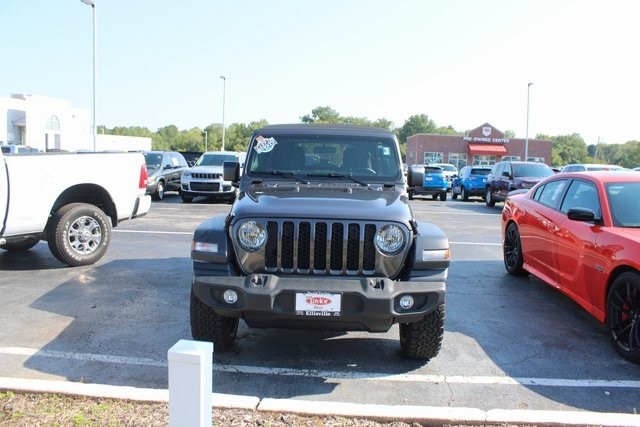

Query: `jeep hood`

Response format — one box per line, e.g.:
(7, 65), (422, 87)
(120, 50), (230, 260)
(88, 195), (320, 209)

(231, 186), (412, 224)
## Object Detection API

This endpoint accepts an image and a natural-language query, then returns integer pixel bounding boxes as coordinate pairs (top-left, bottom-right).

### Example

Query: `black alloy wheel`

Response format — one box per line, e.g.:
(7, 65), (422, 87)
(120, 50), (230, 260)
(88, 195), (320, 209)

(503, 222), (528, 276)
(607, 272), (640, 363)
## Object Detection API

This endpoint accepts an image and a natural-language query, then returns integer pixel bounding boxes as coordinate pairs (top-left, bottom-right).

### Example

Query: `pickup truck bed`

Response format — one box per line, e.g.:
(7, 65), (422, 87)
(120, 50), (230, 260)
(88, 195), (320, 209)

(0, 151), (151, 266)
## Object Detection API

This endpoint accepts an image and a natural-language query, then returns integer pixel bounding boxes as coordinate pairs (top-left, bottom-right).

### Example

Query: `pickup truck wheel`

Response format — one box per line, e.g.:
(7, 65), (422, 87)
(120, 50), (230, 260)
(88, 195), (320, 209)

(440, 192), (447, 201)
(47, 203), (111, 267)
(485, 187), (495, 207)
(190, 289), (238, 352)
(152, 181), (165, 201)
(399, 303), (445, 360)
(0, 237), (40, 252)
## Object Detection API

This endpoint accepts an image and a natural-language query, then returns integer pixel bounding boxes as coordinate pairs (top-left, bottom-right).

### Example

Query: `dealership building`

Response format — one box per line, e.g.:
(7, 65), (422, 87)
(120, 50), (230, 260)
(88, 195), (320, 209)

(406, 123), (552, 170)
(0, 93), (151, 152)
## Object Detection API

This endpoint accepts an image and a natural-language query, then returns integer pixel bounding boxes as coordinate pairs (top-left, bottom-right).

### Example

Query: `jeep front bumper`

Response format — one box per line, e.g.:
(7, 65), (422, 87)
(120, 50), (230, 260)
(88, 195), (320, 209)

(191, 273), (446, 332)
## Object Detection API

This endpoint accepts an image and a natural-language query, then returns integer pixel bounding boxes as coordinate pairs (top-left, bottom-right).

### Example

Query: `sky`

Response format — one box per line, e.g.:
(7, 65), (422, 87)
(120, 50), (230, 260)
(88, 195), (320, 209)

(2, 0), (639, 145)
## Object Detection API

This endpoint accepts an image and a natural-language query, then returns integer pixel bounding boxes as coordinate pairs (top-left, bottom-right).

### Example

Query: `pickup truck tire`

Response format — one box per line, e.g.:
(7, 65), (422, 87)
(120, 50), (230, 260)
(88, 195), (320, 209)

(46, 203), (111, 267)
(181, 194), (194, 203)
(0, 237), (40, 252)
(399, 303), (445, 360)
(190, 289), (239, 352)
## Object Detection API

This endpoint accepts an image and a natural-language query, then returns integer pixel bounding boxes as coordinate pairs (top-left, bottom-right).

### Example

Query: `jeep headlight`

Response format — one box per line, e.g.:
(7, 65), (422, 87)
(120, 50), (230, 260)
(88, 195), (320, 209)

(375, 224), (405, 255)
(237, 220), (267, 251)
(182, 170), (191, 177)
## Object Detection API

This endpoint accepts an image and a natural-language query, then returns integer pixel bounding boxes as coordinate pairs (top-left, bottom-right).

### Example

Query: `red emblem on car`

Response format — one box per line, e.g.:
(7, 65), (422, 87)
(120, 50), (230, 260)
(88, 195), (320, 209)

(306, 296), (331, 305)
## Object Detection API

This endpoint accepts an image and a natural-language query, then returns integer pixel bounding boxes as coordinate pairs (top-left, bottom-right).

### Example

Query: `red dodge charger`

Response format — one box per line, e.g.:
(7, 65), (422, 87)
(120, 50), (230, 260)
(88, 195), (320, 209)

(501, 171), (640, 363)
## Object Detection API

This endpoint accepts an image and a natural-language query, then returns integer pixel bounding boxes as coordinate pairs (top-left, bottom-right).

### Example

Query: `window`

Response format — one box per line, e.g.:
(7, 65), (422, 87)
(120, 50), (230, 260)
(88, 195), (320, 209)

(472, 155), (496, 166)
(448, 153), (467, 170)
(535, 179), (568, 209)
(501, 156), (521, 162)
(561, 180), (600, 216)
(46, 115), (60, 131)
(423, 152), (443, 164)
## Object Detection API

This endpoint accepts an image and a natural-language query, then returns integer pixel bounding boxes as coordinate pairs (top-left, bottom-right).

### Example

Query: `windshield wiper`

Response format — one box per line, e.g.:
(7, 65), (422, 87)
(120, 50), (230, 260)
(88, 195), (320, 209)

(248, 170), (309, 184)
(306, 172), (369, 187)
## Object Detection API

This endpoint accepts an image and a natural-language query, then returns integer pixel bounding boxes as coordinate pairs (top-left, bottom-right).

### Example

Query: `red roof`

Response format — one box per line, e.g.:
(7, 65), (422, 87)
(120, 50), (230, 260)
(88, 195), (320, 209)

(468, 143), (507, 154)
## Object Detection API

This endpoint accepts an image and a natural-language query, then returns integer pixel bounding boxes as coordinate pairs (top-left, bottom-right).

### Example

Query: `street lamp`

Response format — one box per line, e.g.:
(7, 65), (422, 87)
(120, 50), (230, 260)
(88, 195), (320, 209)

(220, 75), (226, 151)
(524, 82), (533, 162)
(80, 0), (97, 152)
(203, 130), (208, 151)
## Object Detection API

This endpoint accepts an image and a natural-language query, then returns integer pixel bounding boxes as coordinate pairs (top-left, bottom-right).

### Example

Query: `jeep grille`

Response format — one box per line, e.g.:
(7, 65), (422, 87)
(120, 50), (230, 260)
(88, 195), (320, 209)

(232, 219), (410, 277)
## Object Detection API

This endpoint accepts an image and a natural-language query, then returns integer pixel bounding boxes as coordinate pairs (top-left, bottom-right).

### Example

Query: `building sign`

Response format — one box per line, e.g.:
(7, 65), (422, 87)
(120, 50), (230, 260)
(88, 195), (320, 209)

(463, 136), (510, 143)
(482, 126), (492, 137)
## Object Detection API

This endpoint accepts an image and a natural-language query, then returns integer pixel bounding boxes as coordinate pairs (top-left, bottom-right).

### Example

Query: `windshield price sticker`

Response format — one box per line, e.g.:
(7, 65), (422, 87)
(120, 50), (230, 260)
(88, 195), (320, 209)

(295, 292), (341, 316)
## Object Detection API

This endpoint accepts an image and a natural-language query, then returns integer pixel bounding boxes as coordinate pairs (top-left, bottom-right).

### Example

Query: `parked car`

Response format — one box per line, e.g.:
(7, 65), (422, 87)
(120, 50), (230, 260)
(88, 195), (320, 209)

(1, 144), (40, 154)
(501, 171), (640, 363)
(451, 165), (492, 201)
(180, 151), (243, 203)
(1, 149), (150, 266)
(190, 124), (449, 360)
(143, 151), (189, 200)
(407, 165), (448, 201)
(560, 163), (625, 173)
(485, 161), (554, 207)
(179, 151), (204, 167)
(428, 163), (458, 191)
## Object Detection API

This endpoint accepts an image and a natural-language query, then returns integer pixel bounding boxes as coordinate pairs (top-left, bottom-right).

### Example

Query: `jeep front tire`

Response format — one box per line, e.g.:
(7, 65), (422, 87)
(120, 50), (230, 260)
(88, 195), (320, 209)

(190, 290), (239, 352)
(399, 303), (445, 360)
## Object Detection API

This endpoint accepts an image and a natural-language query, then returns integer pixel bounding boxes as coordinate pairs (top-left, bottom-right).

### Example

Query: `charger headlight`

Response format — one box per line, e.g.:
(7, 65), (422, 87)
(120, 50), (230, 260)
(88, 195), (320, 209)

(375, 224), (405, 255)
(237, 220), (267, 251)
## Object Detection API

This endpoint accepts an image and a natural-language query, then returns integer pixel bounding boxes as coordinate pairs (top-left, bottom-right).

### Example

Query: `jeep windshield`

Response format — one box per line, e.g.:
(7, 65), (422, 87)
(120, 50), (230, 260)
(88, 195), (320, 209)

(245, 133), (402, 182)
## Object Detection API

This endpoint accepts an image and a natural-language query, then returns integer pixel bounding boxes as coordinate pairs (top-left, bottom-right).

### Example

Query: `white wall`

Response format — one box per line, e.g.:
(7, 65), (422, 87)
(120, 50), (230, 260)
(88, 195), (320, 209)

(1, 94), (150, 152)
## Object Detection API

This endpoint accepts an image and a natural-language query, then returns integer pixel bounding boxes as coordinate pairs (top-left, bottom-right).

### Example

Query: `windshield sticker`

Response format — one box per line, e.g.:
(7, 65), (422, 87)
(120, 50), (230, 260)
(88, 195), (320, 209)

(253, 135), (277, 154)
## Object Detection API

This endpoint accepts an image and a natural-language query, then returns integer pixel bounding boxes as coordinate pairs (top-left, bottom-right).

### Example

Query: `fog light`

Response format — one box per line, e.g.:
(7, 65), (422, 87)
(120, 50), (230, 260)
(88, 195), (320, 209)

(223, 290), (238, 304)
(399, 295), (414, 309)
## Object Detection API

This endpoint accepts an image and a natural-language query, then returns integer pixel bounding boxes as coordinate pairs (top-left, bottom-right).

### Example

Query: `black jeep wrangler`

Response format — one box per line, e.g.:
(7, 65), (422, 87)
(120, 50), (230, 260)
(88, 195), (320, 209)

(190, 124), (449, 360)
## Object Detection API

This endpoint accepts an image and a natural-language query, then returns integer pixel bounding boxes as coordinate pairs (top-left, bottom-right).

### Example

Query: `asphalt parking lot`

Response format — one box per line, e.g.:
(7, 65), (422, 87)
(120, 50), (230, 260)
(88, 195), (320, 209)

(1, 194), (639, 418)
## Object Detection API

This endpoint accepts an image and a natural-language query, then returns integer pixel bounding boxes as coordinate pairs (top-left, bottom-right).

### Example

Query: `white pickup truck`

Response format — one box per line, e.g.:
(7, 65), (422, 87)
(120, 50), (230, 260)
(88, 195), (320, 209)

(0, 150), (151, 266)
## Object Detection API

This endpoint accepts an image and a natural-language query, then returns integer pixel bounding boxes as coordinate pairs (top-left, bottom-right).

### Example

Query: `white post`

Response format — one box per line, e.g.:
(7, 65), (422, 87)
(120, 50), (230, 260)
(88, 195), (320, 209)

(168, 339), (213, 427)
(525, 82), (532, 162)
(220, 75), (226, 151)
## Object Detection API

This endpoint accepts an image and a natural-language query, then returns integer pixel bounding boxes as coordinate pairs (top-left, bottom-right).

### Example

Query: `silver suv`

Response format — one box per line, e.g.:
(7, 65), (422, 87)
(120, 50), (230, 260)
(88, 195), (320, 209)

(180, 151), (245, 203)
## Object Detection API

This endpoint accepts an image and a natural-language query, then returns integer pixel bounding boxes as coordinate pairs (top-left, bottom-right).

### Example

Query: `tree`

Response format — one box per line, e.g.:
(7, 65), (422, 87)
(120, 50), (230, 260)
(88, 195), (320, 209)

(301, 106), (341, 123)
(398, 114), (437, 143)
(540, 133), (589, 166)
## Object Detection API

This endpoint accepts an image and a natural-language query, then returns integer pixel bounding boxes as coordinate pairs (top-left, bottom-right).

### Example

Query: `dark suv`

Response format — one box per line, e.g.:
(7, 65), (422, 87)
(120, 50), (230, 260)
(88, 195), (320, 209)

(485, 161), (554, 207)
(143, 151), (189, 200)
(189, 124), (450, 360)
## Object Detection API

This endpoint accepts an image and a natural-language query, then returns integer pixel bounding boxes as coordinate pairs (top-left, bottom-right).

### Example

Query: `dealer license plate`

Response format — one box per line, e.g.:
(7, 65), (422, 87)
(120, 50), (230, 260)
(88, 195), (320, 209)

(295, 292), (341, 316)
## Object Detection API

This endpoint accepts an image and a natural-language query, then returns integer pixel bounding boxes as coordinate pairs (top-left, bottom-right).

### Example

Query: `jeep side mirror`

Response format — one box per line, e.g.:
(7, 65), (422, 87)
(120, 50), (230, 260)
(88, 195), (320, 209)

(223, 161), (240, 184)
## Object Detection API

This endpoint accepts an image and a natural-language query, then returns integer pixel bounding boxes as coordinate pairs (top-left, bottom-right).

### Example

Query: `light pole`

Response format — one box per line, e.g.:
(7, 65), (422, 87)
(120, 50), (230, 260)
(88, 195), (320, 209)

(219, 75), (226, 151)
(203, 130), (208, 151)
(81, 0), (97, 151)
(524, 82), (532, 162)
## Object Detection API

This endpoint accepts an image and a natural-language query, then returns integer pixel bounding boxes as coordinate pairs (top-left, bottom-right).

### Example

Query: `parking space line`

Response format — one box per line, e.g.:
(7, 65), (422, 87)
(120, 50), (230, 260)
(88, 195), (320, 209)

(113, 230), (192, 235)
(2, 346), (638, 389)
